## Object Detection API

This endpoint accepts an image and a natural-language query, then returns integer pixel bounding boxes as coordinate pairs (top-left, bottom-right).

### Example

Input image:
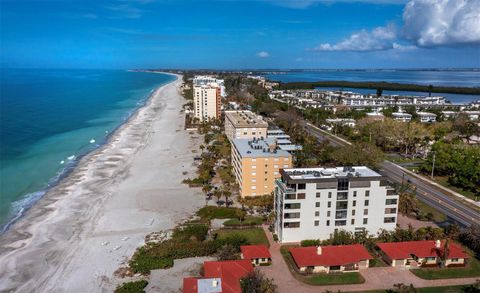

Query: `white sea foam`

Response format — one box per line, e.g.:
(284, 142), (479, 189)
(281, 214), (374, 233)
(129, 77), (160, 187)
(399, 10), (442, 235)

(89, 139), (95, 144)
(60, 160), (65, 165)
(67, 155), (75, 160)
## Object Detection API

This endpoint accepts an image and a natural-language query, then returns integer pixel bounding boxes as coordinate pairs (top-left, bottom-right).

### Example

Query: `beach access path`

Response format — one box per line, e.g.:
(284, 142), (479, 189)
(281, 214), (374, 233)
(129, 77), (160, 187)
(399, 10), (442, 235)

(0, 75), (204, 292)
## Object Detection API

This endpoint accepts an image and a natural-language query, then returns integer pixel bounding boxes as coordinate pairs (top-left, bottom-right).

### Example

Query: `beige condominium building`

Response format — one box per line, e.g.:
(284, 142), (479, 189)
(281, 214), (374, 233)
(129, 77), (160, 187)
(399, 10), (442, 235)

(193, 85), (221, 121)
(231, 137), (292, 197)
(224, 110), (268, 141)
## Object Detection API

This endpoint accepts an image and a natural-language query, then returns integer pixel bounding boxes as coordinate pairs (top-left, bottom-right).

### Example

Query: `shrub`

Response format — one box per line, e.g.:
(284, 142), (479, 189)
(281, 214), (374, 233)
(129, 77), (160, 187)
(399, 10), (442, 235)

(217, 244), (240, 260)
(114, 280), (148, 293)
(172, 224), (209, 241)
(273, 234), (278, 242)
(301, 239), (320, 247)
(218, 233), (250, 250)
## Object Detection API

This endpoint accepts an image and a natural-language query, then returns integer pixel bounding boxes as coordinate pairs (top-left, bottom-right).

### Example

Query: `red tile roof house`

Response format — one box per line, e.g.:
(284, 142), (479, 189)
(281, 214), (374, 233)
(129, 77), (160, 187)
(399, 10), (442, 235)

(183, 259), (253, 293)
(377, 240), (468, 268)
(289, 244), (373, 274)
(240, 245), (272, 266)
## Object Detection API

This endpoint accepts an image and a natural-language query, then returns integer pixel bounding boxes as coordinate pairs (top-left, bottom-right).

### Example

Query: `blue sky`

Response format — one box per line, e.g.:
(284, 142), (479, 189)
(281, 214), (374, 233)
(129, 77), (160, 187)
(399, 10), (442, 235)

(1, 0), (479, 69)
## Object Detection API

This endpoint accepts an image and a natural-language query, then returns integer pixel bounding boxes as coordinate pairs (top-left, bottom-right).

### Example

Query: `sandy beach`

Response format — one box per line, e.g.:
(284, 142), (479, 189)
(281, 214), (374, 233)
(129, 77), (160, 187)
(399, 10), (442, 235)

(0, 75), (204, 292)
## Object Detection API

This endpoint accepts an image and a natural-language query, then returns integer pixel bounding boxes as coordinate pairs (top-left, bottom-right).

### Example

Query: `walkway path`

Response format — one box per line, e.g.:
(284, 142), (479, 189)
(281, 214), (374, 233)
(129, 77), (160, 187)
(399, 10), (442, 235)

(259, 225), (478, 292)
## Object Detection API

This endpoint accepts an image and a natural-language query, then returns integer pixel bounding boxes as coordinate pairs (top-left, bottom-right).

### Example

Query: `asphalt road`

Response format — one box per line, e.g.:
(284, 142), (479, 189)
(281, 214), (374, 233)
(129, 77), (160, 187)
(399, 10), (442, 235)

(303, 122), (480, 227)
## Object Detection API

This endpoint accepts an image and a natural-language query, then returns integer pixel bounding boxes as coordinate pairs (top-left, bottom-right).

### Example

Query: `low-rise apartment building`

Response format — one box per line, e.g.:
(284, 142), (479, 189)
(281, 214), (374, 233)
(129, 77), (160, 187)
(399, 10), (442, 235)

(417, 112), (437, 123)
(224, 110), (268, 141)
(274, 166), (398, 243)
(232, 138), (292, 197)
(392, 112), (412, 122)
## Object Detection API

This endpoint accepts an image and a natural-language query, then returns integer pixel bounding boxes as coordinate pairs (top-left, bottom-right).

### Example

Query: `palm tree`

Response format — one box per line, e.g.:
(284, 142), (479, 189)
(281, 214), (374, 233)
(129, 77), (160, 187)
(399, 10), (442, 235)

(440, 239), (451, 268)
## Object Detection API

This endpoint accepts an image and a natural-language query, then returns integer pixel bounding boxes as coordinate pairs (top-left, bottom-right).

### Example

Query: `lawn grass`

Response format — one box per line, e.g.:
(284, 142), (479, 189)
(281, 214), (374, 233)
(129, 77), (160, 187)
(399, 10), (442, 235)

(223, 216), (264, 227)
(411, 254), (480, 280)
(215, 228), (269, 246)
(416, 199), (448, 222)
(280, 245), (365, 285)
(196, 206), (241, 220)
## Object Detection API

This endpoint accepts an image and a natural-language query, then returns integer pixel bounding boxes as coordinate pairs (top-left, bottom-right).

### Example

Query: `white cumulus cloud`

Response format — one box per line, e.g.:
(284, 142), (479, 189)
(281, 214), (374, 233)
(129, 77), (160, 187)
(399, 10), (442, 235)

(257, 51), (270, 58)
(312, 25), (399, 52)
(402, 0), (480, 47)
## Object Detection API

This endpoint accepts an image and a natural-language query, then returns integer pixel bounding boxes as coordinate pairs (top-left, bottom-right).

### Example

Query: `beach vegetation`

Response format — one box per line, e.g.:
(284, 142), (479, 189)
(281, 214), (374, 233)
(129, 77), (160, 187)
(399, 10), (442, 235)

(114, 280), (148, 293)
(223, 216), (264, 227)
(216, 244), (240, 260)
(214, 228), (269, 246)
(197, 206), (242, 220)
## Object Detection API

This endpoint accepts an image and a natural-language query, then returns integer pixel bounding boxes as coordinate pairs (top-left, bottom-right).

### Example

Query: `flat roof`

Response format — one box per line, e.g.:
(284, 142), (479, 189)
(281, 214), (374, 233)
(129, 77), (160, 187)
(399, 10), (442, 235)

(233, 138), (291, 158)
(392, 112), (412, 117)
(281, 166), (381, 181)
(417, 112), (437, 117)
(225, 111), (268, 128)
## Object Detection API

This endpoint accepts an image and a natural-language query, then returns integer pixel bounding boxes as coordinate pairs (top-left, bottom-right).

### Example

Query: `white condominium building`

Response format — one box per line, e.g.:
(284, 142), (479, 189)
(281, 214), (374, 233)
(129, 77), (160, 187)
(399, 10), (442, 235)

(274, 166), (398, 243)
(194, 85), (221, 121)
(193, 75), (226, 97)
(224, 110), (268, 141)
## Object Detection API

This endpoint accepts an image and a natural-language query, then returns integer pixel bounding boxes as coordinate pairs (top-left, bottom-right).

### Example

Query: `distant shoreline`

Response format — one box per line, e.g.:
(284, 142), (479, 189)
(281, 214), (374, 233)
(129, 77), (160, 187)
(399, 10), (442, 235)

(276, 81), (480, 96)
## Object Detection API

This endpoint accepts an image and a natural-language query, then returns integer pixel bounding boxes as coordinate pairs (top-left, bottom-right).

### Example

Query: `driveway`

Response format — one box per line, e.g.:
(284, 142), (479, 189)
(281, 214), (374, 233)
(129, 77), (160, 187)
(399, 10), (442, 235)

(259, 225), (477, 292)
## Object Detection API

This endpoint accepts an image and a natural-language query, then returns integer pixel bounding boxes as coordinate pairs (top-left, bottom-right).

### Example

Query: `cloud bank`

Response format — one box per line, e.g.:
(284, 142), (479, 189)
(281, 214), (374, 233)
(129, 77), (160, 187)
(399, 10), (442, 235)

(312, 0), (480, 52)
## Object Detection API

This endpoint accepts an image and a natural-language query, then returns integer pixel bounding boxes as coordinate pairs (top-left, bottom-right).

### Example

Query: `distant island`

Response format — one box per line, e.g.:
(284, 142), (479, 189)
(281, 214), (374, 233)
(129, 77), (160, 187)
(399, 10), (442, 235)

(277, 80), (480, 95)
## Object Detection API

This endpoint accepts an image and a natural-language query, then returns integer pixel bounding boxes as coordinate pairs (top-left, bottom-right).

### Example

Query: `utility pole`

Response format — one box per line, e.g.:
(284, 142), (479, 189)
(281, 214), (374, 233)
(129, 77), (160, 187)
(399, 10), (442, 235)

(431, 152), (436, 179)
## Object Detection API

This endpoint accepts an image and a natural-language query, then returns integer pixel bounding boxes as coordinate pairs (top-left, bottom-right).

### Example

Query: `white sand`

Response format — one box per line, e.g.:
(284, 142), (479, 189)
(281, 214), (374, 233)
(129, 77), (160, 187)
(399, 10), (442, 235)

(0, 75), (204, 292)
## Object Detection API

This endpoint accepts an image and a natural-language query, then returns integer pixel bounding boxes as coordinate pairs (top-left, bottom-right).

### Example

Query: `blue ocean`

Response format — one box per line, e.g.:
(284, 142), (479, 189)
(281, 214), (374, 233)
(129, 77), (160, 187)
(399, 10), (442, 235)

(0, 69), (175, 233)
(265, 70), (480, 104)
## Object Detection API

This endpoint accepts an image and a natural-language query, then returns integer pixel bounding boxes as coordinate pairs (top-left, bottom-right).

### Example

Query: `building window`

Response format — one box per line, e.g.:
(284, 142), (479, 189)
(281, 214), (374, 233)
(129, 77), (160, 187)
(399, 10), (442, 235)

(326, 220), (330, 226)
(297, 193), (306, 199)
(316, 192), (320, 198)
(338, 178), (349, 191)
(385, 208), (397, 214)
(384, 217), (396, 223)
(364, 200), (369, 206)
(328, 192), (332, 198)
(363, 218), (368, 225)
(285, 194), (296, 200)
(364, 209), (368, 215)
(353, 200), (356, 207)
(284, 212), (300, 219)
(353, 191), (357, 197)
(327, 211), (331, 217)
(386, 199), (398, 205)
(298, 183), (306, 190)
(283, 222), (300, 228)
(335, 220), (347, 226)
(327, 202), (331, 208)
(252, 186), (256, 190)
(352, 210), (356, 216)
(337, 192), (348, 200)
(284, 203), (301, 209)
(314, 220), (319, 226)
(315, 202), (320, 208)
(315, 211), (320, 217)
(365, 190), (370, 197)
(351, 219), (355, 225)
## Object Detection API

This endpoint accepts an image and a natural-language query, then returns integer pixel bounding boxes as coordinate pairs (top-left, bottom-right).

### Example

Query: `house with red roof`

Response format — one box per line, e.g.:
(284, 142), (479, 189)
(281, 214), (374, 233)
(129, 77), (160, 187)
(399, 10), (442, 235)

(183, 259), (253, 293)
(240, 245), (272, 266)
(377, 240), (468, 268)
(289, 244), (372, 273)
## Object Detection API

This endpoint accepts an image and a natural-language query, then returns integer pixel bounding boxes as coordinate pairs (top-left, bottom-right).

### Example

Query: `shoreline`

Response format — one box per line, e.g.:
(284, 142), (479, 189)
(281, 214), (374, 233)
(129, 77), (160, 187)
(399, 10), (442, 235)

(0, 72), (177, 235)
(0, 74), (204, 292)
